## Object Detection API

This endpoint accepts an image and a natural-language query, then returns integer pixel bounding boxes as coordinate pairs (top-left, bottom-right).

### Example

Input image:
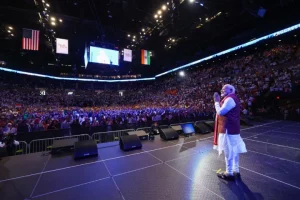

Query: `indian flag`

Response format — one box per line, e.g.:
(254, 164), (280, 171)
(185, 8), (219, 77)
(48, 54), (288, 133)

(141, 49), (150, 65)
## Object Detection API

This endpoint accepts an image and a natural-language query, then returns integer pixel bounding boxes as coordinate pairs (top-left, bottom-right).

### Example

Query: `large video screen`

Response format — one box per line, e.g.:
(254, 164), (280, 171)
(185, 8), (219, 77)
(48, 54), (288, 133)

(89, 46), (119, 66)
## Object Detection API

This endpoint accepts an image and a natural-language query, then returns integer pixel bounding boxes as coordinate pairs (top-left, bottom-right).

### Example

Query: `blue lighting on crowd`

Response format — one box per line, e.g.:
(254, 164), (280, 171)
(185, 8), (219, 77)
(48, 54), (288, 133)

(0, 23), (299, 82)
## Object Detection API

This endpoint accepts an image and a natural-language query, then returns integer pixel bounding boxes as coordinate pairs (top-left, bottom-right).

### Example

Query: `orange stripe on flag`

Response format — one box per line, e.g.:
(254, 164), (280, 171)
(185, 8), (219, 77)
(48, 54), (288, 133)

(141, 50), (144, 65)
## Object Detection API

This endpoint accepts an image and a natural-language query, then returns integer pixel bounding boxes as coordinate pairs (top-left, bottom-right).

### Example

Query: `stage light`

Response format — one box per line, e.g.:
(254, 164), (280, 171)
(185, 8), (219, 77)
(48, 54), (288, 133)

(206, 18), (208, 21)
(11, 34), (14, 36)
(45, 8), (47, 11)
(279, 40), (281, 42)
(133, 35), (136, 38)
(200, 3), (204, 6)
(133, 39), (135, 41)
(59, 19), (63, 22)
(158, 10), (162, 15)
(7, 30), (11, 33)
(179, 71), (185, 77)
(142, 28), (145, 32)
(167, 2), (169, 5)
(172, 39), (175, 42)
(156, 19), (159, 22)
(42, 0), (45, 3)
(189, 0), (195, 3)
(128, 34), (130, 37)
(51, 22), (56, 26)
(46, 3), (50, 7)
(154, 14), (158, 18)
(8, 26), (13, 30)
(51, 17), (56, 21)
(159, 15), (162, 18)
(162, 5), (167, 10)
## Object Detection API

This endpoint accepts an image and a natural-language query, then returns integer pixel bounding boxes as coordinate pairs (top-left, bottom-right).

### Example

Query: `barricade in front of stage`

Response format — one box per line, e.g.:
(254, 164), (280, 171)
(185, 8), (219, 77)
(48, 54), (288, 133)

(7, 119), (257, 156)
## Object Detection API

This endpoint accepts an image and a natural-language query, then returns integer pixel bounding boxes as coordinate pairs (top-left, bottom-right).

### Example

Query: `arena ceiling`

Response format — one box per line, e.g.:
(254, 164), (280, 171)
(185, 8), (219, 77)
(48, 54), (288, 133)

(0, 0), (299, 77)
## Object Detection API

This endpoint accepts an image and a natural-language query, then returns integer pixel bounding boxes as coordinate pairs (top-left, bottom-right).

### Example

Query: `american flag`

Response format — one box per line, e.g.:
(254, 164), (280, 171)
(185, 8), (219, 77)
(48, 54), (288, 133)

(22, 29), (39, 51)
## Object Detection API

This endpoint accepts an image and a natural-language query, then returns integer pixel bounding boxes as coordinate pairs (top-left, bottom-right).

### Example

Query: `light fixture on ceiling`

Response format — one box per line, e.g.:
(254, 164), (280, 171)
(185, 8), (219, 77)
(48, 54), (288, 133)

(157, 10), (162, 15)
(154, 14), (158, 18)
(11, 34), (14, 36)
(51, 17), (56, 21)
(172, 39), (175, 42)
(59, 19), (63, 22)
(42, 0), (45, 3)
(162, 5), (167, 10)
(45, 8), (47, 11)
(179, 71), (185, 77)
(128, 34), (130, 37)
(7, 30), (11, 33)
(142, 28), (145, 32)
(8, 26), (13, 30)
(133, 35), (136, 38)
(46, 3), (50, 7)
(133, 39), (135, 41)
(51, 22), (56, 26)
(189, 0), (195, 3)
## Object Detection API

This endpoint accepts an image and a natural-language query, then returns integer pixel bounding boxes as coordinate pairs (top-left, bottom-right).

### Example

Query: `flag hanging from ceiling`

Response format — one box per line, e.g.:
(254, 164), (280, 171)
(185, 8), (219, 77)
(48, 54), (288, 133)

(141, 49), (150, 65)
(124, 49), (132, 62)
(22, 29), (39, 51)
(56, 38), (69, 54)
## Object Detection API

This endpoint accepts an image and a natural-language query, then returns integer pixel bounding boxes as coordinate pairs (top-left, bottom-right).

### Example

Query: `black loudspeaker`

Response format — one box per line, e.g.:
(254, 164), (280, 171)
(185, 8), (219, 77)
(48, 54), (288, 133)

(74, 140), (98, 159)
(240, 117), (254, 126)
(160, 128), (179, 141)
(127, 130), (148, 140)
(203, 121), (215, 131)
(119, 135), (142, 151)
(194, 122), (212, 134)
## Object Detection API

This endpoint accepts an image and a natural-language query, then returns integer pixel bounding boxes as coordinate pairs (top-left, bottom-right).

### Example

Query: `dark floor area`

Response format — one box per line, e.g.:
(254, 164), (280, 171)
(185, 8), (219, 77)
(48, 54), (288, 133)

(0, 120), (300, 200)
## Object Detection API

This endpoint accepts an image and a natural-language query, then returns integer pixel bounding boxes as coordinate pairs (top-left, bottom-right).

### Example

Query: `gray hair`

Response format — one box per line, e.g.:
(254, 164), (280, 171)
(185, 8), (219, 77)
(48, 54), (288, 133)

(224, 84), (236, 94)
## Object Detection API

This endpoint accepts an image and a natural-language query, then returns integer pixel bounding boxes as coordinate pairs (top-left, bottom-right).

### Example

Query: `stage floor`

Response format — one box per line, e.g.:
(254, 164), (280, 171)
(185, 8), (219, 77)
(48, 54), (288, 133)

(1, 120), (300, 200)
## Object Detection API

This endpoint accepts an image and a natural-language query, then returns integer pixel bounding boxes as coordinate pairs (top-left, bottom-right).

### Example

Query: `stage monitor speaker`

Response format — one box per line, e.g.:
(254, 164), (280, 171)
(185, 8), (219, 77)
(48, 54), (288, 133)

(127, 130), (148, 140)
(194, 122), (212, 134)
(74, 140), (98, 159)
(203, 121), (215, 131)
(119, 135), (142, 151)
(240, 117), (254, 126)
(160, 128), (179, 141)
(52, 138), (78, 154)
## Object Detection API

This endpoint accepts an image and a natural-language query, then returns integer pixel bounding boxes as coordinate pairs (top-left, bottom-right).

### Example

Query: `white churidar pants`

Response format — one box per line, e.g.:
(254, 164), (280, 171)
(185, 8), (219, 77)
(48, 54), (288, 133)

(213, 131), (247, 175)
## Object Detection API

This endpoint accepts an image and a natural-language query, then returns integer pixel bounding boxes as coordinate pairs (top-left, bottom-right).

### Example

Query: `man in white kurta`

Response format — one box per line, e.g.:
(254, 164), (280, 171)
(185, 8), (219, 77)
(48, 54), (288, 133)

(213, 84), (247, 180)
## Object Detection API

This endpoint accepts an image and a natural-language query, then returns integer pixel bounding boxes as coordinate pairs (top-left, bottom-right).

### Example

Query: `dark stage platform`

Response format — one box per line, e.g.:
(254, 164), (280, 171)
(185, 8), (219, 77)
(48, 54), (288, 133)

(1, 120), (300, 200)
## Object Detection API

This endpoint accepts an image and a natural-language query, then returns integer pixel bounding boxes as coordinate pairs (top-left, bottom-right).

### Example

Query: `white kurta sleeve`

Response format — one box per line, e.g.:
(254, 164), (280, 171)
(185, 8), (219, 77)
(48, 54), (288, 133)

(215, 97), (236, 116)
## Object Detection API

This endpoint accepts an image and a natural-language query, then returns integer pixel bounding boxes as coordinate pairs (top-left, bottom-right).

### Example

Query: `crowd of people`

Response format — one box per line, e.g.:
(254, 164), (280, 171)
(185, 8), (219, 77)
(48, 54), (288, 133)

(0, 43), (300, 137)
